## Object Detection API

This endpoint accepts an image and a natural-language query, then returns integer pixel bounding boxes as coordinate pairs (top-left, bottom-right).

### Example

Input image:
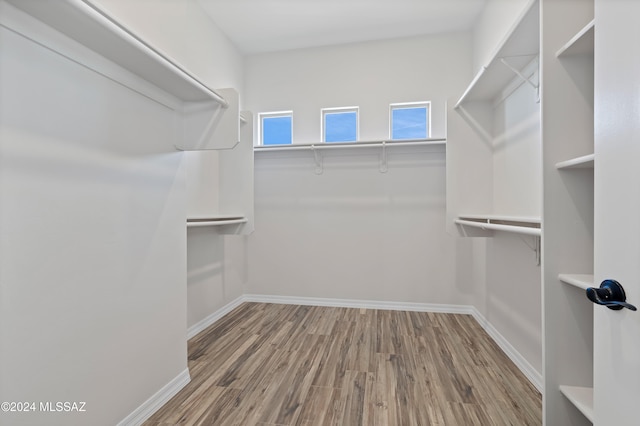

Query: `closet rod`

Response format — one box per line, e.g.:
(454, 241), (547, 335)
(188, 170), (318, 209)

(74, 0), (228, 107)
(254, 139), (446, 152)
(455, 219), (541, 237)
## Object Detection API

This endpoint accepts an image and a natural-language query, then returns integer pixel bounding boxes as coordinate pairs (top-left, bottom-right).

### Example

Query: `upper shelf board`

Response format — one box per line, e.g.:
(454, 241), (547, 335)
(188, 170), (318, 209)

(7, 0), (228, 104)
(556, 153), (594, 169)
(187, 215), (248, 228)
(556, 20), (595, 58)
(254, 139), (446, 152)
(559, 385), (594, 423)
(455, 0), (539, 107)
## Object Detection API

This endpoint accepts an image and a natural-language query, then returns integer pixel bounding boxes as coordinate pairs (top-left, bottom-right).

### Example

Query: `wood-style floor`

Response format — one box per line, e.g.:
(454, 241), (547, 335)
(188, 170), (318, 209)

(144, 303), (541, 425)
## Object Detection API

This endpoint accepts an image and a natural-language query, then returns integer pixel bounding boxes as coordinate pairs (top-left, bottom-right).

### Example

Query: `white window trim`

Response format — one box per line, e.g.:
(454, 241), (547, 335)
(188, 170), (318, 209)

(258, 110), (293, 146)
(321, 106), (359, 143)
(389, 101), (431, 140)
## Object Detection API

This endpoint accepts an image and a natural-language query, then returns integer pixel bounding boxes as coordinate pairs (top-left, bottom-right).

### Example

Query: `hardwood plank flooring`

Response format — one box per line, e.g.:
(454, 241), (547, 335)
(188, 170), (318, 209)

(144, 303), (541, 426)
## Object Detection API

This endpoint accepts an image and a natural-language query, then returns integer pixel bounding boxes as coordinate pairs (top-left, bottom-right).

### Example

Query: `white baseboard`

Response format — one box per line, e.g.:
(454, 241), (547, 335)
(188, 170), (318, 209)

(244, 293), (542, 392)
(470, 307), (543, 392)
(187, 295), (246, 340)
(118, 368), (190, 426)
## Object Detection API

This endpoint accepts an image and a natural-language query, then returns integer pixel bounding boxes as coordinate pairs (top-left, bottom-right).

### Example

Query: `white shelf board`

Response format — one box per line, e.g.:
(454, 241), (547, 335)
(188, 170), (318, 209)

(458, 214), (541, 224)
(556, 154), (594, 170)
(558, 274), (594, 291)
(7, 0), (226, 104)
(455, 0), (539, 106)
(455, 219), (541, 237)
(556, 20), (595, 58)
(187, 215), (247, 228)
(559, 385), (594, 423)
(254, 139), (446, 152)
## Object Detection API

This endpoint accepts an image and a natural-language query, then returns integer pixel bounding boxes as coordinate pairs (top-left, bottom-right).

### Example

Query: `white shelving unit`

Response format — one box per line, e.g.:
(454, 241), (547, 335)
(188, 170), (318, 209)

(446, 1), (545, 396)
(542, 0), (595, 423)
(447, 0), (541, 238)
(186, 111), (254, 235)
(6, 0), (240, 151)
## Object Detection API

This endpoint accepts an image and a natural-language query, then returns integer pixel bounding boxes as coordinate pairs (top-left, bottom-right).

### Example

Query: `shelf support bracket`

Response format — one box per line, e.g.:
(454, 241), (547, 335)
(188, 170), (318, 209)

(311, 145), (323, 175)
(518, 234), (542, 266)
(379, 141), (388, 173)
(499, 58), (540, 103)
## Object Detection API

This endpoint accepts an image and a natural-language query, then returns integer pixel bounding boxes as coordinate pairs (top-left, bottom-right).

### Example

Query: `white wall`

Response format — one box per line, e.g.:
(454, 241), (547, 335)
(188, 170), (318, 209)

(472, 0), (531, 72)
(0, 0), (244, 424)
(244, 34), (475, 305)
(245, 33), (471, 143)
(0, 2), (186, 424)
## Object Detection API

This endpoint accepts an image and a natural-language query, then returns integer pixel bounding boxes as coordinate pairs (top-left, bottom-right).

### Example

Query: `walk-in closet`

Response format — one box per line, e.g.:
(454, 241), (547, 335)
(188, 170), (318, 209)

(1, 0), (638, 425)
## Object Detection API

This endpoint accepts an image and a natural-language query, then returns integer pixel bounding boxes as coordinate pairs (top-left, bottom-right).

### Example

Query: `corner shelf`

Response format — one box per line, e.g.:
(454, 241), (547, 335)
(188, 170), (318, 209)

(187, 215), (247, 228)
(558, 274), (594, 291)
(455, 0), (539, 106)
(455, 215), (541, 237)
(556, 153), (594, 170)
(556, 20), (595, 58)
(559, 385), (594, 423)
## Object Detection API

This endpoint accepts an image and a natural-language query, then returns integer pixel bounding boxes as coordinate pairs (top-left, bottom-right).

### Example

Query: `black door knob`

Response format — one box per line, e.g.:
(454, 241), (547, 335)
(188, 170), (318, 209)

(586, 279), (637, 311)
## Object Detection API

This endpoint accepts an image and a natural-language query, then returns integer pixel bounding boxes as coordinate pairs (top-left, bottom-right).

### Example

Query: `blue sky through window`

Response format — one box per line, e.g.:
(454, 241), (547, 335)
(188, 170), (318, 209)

(324, 111), (357, 143)
(262, 115), (292, 145)
(392, 106), (428, 140)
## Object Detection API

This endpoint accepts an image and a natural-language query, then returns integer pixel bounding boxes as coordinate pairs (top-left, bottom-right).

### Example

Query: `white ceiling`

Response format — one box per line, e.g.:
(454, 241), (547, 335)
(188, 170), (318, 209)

(197, 0), (486, 54)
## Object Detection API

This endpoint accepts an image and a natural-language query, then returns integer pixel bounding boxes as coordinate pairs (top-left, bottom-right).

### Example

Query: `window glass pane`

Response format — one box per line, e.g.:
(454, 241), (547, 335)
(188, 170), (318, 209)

(392, 106), (428, 140)
(262, 115), (292, 145)
(325, 111), (357, 143)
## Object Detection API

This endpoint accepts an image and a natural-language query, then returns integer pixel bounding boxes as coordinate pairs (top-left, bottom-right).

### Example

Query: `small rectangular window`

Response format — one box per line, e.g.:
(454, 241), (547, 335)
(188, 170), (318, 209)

(260, 111), (292, 145)
(390, 102), (430, 140)
(322, 107), (358, 143)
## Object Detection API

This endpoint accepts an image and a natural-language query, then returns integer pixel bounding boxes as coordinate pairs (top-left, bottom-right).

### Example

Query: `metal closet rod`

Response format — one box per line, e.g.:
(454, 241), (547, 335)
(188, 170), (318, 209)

(77, 0), (228, 107)
(254, 138), (446, 152)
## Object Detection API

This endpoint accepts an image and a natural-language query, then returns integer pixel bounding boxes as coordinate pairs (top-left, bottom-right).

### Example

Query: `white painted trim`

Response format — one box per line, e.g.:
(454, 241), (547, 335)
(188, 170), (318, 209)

(187, 295), (246, 339)
(242, 293), (474, 314)
(470, 307), (543, 392)
(244, 294), (542, 392)
(117, 368), (190, 426)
